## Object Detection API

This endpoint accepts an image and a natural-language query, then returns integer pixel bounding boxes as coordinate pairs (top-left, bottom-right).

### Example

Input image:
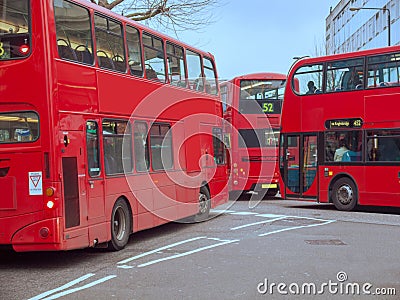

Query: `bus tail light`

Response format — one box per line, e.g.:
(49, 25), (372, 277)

(233, 162), (238, 176)
(45, 187), (58, 210)
(46, 200), (55, 209)
(39, 227), (50, 239)
(19, 44), (30, 55)
(272, 172), (280, 183)
(46, 187), (55, 197)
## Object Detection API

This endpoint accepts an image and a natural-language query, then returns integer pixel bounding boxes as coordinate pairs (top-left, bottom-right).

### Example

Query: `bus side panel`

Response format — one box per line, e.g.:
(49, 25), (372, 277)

(0, 152), (44, 245)
(151, 172), (178, 225)
(97, 72), (156, 116)
(134, 188), (155, 232)
(363, 166), (400, 207)
(365, 93), (400, 124)
(56, 61), (98, 112)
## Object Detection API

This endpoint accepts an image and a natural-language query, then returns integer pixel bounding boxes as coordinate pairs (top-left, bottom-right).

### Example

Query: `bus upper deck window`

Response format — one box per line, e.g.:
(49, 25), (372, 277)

(0, 0), (31, 60)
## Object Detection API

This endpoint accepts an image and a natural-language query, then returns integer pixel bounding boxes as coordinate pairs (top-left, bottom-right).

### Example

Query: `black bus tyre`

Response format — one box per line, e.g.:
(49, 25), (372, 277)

(331, 177), (358, 211)
(194, 186), (211, 222)
(266, 188), (279, 197)
(108, 198), (131, 251)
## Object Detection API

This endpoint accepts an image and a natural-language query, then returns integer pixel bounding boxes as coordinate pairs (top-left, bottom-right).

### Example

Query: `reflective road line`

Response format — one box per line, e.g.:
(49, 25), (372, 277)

(117, 236), (207, 265)
(28, 273), (117, 300)
(230, 216), (288, 231)
(259, 219), (336, 237)
(137, 238), (239, 268)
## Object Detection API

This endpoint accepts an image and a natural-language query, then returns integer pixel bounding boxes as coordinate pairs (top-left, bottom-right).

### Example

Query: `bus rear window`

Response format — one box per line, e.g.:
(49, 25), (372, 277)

(0, 0), (30, 60)
(0, 111), (39, 143)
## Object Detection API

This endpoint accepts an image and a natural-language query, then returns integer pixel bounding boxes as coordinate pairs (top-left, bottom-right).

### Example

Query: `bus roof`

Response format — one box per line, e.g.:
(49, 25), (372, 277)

(291, 45), (400, 72)
(226, 72), (286, 82)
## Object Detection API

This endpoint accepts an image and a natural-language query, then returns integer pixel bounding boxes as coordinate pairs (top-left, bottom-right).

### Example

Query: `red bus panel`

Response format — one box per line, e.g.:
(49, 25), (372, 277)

(280, 45), (400, 210)
(222, 73), (286, 199)
(0, 0), (227, 252)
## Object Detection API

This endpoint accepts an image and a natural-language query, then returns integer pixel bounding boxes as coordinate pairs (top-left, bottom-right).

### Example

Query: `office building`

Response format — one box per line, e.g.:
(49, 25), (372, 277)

(326, 0), (400, 55)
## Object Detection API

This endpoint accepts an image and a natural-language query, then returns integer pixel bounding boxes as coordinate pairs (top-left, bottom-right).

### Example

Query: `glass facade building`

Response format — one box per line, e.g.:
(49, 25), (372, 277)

(326, 0), (400, 55)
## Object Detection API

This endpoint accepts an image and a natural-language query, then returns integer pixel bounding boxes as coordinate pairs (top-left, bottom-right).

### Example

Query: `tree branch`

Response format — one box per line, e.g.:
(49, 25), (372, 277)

(93, 0), (221, 33)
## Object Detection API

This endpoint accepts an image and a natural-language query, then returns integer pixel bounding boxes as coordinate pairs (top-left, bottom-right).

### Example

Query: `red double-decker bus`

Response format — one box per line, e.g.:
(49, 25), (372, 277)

(221, 73), (286, 199)
(280, 45), (400, 211)
(0, 0), (228, 252)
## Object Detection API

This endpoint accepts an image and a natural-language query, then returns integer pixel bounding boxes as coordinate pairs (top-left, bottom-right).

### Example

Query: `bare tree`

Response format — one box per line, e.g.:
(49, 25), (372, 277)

(89, 0), (220, 33)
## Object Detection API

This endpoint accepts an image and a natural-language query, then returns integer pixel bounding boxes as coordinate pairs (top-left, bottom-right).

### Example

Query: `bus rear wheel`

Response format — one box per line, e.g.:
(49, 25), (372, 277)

(108, 198), (131, 251)
(331, 177), (358, 211)
(194, 186), (211, 222)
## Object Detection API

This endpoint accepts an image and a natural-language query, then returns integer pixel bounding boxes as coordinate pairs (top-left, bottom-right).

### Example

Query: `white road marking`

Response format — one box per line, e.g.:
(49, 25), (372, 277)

(230, 216), (288, 231)
(259, 219), (336, 237)
(30, 210), (336, 299)
(28, 274), (95, 300)
(117, 236), (206, 265)
(211, 209), (235, 214)
(41, 275), (116, 300)
(28, 273), (116, 300)
(137, 238), (239, 268)
(229, 211), (259, 216)
(255, 213), (285, 218)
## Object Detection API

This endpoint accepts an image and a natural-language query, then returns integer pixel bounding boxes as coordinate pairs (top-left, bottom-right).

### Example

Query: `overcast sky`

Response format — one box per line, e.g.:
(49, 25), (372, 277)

(176, 0), (339, 80)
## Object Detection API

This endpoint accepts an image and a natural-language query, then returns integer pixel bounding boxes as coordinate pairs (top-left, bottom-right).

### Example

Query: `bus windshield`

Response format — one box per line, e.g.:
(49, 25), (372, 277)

(0, 0), (30, 60)
(239, 79), (285, 114)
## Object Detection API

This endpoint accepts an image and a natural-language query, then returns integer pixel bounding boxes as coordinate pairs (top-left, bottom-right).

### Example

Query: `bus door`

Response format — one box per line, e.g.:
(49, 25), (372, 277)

(199, 123), (216, 182)
(60, 129), (87, 240)
(85, 121), (106, 242)
(200, 124), (227, 192)
(282, 134), (318, 198)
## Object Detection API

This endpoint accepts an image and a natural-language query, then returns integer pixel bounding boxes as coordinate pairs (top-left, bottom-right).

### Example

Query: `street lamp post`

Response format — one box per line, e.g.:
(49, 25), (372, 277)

(350, 6), (391, 46)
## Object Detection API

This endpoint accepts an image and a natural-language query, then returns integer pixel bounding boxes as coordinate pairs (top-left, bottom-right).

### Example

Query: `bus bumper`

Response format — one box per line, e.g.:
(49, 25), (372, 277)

(11, 218), (62, 252)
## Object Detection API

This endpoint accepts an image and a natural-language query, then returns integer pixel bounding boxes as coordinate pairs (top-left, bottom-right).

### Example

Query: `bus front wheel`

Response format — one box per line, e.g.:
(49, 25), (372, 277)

(108, 198), (131, 251)
(331, 177), (358, 211)
(266, 188), (279, 197)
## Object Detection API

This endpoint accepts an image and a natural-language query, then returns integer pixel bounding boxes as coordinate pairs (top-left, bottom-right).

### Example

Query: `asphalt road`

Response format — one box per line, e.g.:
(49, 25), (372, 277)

(1, 198), (400, 300)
